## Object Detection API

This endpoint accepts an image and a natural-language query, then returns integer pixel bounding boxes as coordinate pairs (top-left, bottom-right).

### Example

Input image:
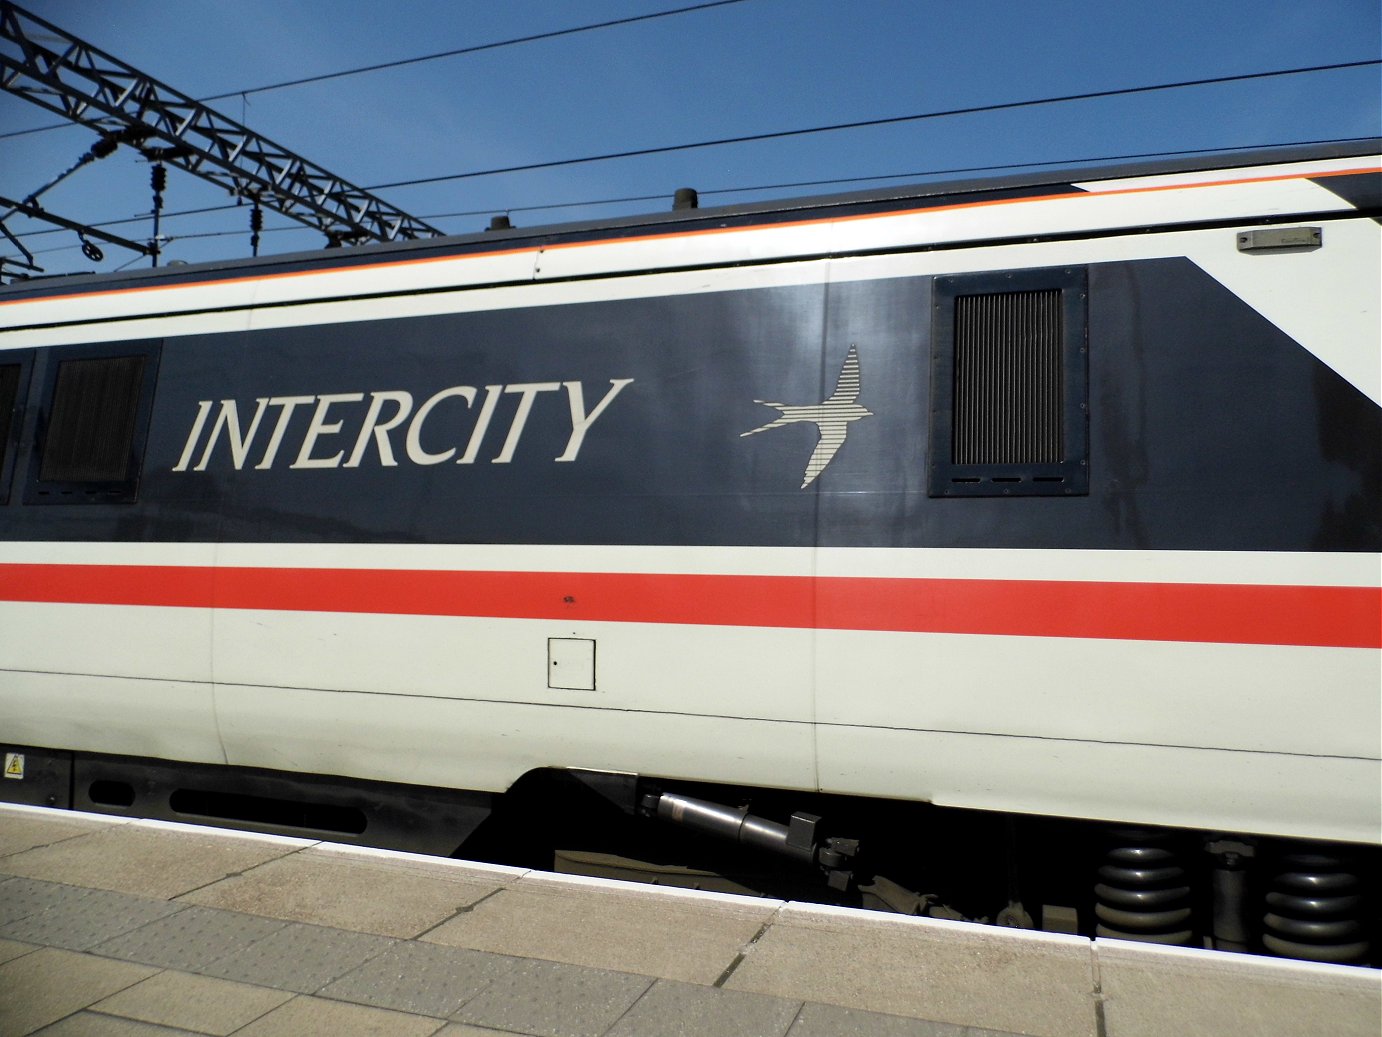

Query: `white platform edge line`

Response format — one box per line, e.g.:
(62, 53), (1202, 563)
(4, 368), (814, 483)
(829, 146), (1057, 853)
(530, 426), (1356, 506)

(511, 866), (789, 911)
(776, 899), (1091, 949)
(126, 816), (319, 848)
(307, 839), (530, 881)
(0, 802), (133, 827)
(1093, 936), (1382, 984)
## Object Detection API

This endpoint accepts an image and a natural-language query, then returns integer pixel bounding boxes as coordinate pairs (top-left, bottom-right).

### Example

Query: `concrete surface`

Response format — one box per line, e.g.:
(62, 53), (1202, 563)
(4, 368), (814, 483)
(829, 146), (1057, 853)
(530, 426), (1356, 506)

(723, 902), (1098, 1036)
(420, 877), (780, 984)
(1, 804), (1378, 1037)
(179, 846), (510, 938)
(90, 972), (294, 1035)
(1096, 939), (1382, 1037)
(0, 822), (296, 899)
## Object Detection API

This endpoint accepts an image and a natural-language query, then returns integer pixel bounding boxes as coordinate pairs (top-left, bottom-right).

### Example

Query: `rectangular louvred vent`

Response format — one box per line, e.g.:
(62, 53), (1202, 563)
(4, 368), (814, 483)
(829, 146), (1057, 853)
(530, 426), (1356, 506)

(930, 267), (1087, 497)
(40, 355), (147, 483)
(0, 364), (18, 455)
(0, 362), (21, 503)
(953, 289), (1064, 465)
(27, 341), (160, 504)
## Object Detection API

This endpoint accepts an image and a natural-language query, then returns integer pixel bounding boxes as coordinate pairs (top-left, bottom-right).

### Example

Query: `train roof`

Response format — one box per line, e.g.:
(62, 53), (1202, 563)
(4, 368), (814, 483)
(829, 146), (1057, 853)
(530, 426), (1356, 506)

(2, 136), (1378, 305)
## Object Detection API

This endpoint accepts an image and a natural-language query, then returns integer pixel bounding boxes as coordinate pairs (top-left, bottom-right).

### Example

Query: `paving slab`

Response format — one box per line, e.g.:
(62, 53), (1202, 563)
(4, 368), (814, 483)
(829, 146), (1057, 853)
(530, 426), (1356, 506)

(1096, 939), (1382, 1037)
(0, 823), (298, 899)
(319, 939), (511, 1017)
(92, 904), (286, 971)
(0, 946), (157, 1036)
(31, 1013), (191, 1036)
(3, 806), (1377, 1037)
(233, 994), (446, 1036)
(0, 810), (117, 859)
(198, 921), (396, 993)
(786, 1002), (1014, 1036)
(179, 846), (506, 937)
(451, 956), (653, 1037)
(312, 843), (526, 882)
(0, 937), (36, 965)
(423, 879), (780, 984)
(91, 969), (294, 1035)
(0, 887), (183, 951)
(724, 903), (1098, 1037)
(0, 876), (92, 927)
(605, 979), (802, 1037)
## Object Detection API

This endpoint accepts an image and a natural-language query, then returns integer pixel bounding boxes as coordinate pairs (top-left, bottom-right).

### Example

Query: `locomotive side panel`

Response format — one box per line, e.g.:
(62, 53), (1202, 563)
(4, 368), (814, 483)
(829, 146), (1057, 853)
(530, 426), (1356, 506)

(810, 252), (1380, 843)
(0, 149), (1378, 851)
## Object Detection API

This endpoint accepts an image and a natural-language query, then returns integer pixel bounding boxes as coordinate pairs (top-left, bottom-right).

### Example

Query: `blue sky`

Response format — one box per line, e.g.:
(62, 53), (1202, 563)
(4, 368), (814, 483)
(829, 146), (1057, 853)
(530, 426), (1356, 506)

(2, 0), (1379, 274)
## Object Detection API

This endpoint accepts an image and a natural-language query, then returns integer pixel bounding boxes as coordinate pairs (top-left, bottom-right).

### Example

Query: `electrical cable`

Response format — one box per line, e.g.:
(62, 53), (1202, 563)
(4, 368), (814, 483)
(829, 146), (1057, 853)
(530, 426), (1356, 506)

(0, 0), (752, 141)
(4, 42), (1373, 234)
(9, 202), (246, 239)
(368, 59), (1381, 189)
(7, 119), (1374, 269)
(411, 135), (1382, 220)
(198, 0), (751, 100)
(26, 222), (316, 255)
(10, 134), (1377, 243)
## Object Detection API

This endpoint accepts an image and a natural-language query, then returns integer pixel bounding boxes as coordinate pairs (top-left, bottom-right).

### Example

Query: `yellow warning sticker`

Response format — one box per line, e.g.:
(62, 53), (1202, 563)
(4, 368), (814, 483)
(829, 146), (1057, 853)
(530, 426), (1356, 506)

(3, 753), (23, 779)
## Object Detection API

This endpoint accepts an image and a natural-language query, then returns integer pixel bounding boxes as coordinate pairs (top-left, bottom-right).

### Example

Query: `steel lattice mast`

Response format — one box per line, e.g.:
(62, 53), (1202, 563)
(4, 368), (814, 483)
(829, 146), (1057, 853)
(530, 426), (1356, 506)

(0, 1), (444, 247)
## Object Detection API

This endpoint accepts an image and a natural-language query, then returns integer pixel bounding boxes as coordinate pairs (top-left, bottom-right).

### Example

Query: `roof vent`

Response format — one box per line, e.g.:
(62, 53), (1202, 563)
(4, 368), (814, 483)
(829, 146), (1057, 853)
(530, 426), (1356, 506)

(673, 188), (698, 211)
(486, 215), (513, 232)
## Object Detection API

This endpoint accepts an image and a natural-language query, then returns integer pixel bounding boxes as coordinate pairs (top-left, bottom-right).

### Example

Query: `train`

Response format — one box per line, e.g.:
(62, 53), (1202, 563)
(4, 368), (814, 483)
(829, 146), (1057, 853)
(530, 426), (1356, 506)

(1, 139), (1378, 964)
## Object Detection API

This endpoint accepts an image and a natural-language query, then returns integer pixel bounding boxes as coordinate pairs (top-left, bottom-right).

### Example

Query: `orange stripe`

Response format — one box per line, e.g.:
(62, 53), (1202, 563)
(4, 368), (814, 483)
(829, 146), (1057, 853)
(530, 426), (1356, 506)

(1, 164), (1373, 313)
(1, 563), (1376, 648)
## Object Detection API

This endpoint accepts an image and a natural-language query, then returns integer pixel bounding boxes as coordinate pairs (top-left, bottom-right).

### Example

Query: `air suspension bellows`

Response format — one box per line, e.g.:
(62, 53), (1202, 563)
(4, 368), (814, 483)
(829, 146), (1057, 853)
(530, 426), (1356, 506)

(1094, 828), (1196, 946)
(1262, 850), (1370, 964)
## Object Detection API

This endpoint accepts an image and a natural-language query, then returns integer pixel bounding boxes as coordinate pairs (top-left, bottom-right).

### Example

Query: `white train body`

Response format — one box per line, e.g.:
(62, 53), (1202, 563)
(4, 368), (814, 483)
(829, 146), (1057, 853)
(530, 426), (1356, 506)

(1, 142), (1378, 858)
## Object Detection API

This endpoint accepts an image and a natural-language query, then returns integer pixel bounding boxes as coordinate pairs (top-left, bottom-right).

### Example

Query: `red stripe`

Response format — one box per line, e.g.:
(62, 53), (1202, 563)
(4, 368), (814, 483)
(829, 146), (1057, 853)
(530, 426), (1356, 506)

(0, 563), (1377, 648)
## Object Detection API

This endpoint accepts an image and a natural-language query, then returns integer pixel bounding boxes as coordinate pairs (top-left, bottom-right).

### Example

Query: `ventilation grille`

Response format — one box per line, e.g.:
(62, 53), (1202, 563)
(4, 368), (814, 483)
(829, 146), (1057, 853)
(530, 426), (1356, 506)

(39, 355), (146, 483)
(0, 363), (18, 454)
(952, 289), (1063, 464)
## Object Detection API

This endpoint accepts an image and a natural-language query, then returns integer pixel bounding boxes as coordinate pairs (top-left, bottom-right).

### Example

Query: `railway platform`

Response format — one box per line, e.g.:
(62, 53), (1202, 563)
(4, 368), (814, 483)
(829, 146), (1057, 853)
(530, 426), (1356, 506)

(0, 803), (1377, 1037)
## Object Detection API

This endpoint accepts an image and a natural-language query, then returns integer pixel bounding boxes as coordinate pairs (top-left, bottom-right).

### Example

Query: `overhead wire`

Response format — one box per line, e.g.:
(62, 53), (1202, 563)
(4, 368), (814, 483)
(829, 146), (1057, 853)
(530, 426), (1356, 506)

(2, 5), (1372, 274)
(367, 59), (1381, 189)
(14, 134), (1375, 247)
(0, 0), (753, 141)
(2, 6), (1373, 260)
(408, 135), (1382, 220)
(26, 222), (316, 256)
(197, 0), (752, 101)
(4, 54), (1376, 251)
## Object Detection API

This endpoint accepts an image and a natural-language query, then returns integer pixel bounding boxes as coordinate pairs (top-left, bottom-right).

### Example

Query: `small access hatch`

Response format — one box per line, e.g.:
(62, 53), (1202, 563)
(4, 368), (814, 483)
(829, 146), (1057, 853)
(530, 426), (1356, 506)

(548, 638), (596, 691)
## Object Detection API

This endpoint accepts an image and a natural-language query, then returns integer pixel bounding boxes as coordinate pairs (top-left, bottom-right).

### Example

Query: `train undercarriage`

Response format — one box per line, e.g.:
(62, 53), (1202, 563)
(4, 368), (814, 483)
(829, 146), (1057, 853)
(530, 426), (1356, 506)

(3, 744), (1375, 969)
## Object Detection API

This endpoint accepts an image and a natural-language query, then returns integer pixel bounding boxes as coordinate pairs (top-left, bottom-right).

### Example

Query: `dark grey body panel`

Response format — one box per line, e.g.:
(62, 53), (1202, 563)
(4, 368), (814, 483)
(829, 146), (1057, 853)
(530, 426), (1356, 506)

(2, 258), (1377, 551)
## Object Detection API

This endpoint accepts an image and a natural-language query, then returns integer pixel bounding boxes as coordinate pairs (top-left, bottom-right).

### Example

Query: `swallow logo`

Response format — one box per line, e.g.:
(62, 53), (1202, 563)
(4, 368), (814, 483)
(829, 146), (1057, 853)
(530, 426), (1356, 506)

(742, 345), (873, 488)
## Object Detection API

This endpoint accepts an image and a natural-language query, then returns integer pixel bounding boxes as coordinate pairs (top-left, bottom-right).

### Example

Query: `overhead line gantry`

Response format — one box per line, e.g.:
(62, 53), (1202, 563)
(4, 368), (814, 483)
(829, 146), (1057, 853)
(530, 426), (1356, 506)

(0, 0), (443, 274)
